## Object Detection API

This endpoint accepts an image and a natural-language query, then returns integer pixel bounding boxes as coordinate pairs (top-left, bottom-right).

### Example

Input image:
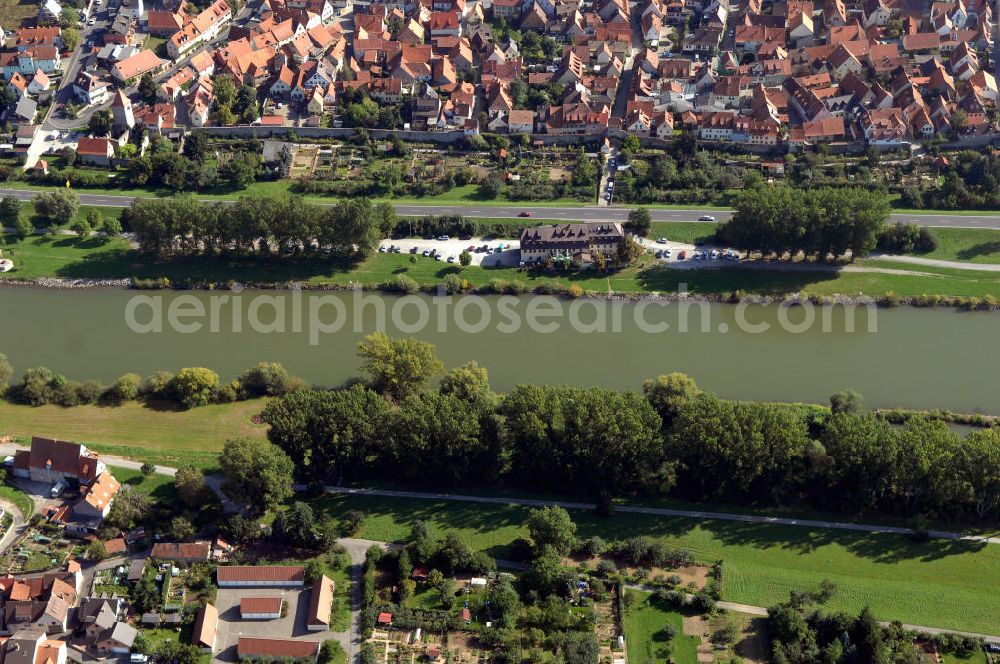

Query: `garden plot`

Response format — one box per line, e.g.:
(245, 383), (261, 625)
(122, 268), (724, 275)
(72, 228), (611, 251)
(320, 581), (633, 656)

(290, 145), (320, 177)
(0, 526), (74, 573)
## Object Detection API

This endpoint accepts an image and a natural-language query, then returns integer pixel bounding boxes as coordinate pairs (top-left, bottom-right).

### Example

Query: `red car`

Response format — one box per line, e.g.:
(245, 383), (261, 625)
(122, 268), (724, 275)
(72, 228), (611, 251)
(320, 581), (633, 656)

(518, 211), (533, 217)
(677, 250), (687, 260)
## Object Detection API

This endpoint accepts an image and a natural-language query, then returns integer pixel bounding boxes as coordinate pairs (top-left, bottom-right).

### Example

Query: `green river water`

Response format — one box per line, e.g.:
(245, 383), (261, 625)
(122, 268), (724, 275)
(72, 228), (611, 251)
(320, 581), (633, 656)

(0, 288), (996, 412)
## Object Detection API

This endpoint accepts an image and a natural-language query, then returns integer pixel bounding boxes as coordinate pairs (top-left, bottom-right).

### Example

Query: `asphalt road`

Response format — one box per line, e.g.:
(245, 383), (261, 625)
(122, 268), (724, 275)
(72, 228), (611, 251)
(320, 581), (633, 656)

(3, 188), (1000, 228)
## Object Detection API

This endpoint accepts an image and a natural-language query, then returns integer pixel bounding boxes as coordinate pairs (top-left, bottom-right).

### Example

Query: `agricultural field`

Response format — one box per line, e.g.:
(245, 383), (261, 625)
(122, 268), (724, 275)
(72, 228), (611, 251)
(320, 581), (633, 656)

(309, 493), (1000, 635)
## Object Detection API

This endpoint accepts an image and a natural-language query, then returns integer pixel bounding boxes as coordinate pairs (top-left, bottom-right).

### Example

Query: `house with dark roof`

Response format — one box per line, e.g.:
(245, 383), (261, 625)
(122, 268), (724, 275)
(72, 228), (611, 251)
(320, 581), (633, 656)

(150, 542), (211, 562)
(519, 223), (625, 264)
(12, 438), (105, 486)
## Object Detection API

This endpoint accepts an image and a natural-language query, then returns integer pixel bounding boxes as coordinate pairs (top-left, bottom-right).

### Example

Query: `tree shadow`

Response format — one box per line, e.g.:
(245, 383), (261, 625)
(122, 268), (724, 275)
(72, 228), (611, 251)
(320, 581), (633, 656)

(956, 241), (1000, 260)
(55, 248), (366, 282)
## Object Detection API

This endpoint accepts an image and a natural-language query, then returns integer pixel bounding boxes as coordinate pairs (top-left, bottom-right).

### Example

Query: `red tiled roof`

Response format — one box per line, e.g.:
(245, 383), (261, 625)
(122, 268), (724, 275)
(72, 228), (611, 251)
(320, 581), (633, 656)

(193, 604), (218, 649)
(217, 566), (304, 584)
(151, 542), (210, 560)
(237, 638), (318, 659)
(240, 597), (283, 614)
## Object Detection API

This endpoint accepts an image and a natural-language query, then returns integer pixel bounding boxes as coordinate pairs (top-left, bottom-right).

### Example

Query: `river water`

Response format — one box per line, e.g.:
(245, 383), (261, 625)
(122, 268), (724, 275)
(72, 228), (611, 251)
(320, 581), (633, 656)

(0, 287), (996, 412)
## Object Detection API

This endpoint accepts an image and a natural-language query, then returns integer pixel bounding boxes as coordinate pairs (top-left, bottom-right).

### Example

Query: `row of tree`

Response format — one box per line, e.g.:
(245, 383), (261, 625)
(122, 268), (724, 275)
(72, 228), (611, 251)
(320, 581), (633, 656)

(721, 186), (890, 259)
(124, 195), (394, 257)
(256, 333), (1000, 522)
(0, 354), (298, 409)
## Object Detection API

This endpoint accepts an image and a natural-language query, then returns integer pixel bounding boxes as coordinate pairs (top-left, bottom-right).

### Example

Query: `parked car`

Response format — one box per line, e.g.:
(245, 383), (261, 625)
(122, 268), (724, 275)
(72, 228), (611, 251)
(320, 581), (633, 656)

(677, 250), (686, 260)
(698, 215), (716, 222)
(655, 250), (663, 258)
(656, 237), (667, 244)
(437, 235), (450, 241)
(447, 255), (456, 263)
(710, 249), (719, 259)
(693, 250), (704, 260)
(422, 249), (431, 256)
(409, 246), (418, 254)
(663, 248), (672, 257)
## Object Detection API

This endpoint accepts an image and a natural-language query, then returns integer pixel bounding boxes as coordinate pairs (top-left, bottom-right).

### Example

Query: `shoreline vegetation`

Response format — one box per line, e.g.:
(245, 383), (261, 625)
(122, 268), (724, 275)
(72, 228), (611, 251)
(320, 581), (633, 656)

(5, 190), (1000, 306)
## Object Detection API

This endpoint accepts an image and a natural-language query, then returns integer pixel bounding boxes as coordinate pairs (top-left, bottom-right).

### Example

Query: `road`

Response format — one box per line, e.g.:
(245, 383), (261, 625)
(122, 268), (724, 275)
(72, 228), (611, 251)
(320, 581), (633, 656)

(323, 486), (1000, 545)
(3, 188), (1000, 229)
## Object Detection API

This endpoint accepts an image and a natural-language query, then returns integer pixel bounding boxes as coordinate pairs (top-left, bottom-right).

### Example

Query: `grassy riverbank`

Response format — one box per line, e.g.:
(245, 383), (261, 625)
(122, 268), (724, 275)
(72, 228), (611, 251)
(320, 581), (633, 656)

(6, 222), (1000, 299)
(0, 399), (267, 467)
(309, 492), (1000, 635)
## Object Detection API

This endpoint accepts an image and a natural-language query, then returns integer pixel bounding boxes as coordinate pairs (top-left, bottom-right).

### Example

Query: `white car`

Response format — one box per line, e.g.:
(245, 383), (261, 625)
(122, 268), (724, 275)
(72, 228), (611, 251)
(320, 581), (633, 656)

(692, 250), (704, 260)
(655, 237), (668, 244)
(698, 215), (716, 222)
(662, 248), (672, 257)
(447, 255), (456, 263)
(710, 249), (719, 259)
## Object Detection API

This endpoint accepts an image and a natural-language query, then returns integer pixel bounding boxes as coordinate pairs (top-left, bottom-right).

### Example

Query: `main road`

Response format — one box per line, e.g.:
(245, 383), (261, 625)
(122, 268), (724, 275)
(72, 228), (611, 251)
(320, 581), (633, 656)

(2, 188), (1000, 229)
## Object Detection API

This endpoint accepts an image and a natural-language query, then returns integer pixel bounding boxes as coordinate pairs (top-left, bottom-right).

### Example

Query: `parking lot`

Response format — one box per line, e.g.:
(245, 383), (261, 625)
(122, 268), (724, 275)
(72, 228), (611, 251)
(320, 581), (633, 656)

(638, 237), (743, 269)
(379, 237), (522, 267)
(213, 588), (332, 662)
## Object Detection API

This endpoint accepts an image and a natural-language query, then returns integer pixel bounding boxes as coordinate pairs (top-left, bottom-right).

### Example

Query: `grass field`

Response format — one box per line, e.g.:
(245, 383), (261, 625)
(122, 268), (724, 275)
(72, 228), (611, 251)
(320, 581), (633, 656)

(908, 227), (1000, 264)
(941, 650), (988, 664)
(623, 590), (700, 664)
(0, 399), (268, 467)
(109, 465), (179, 502)
(0, 485), (34, 518)
(308, 493), (1000, 635)
(0, 0), (36, 27)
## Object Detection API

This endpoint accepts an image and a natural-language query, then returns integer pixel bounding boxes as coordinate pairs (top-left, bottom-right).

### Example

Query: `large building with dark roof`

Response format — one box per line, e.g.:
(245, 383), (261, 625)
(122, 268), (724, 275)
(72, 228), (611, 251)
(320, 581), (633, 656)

(519, 223), (625, 264)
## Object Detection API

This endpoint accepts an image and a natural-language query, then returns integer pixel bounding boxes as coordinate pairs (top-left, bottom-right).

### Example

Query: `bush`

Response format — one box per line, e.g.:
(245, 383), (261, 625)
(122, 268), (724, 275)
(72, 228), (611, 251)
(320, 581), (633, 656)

(441, 273), (464, 294)
(170, 367), (220, 409)
(385, 274), (419, 294)
(141, 371), (175, 399)
(107, 373), (141, 403)
(238, 362), (290, 397)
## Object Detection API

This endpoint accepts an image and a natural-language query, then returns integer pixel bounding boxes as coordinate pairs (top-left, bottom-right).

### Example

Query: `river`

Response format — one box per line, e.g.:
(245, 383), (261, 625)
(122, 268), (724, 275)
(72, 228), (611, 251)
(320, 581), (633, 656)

(0, 287), (997, 412)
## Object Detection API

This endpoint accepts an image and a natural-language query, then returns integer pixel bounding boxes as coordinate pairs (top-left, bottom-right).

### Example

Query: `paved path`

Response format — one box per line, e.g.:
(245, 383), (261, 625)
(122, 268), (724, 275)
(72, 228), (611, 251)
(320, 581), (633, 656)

(869, 254), (1000, 271)
(333, 538), (389, 664)
(4, 188), (1000, 229)
(0, 497), (28, 556)
(323, 486), (1000, 545)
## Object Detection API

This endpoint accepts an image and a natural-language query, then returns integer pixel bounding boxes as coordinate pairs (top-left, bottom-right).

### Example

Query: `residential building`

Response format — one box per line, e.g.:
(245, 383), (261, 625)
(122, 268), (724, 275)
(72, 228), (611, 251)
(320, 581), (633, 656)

(519, 223), (625, 263)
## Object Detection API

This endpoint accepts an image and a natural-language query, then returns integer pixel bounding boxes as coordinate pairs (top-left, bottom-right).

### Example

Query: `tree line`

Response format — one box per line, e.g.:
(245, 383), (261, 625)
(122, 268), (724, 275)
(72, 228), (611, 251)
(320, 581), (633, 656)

(258, 333), (1000, 523)
(0, 353), (298, 410)
(124, 195), (394, 258)
(722, 186), (890, 259)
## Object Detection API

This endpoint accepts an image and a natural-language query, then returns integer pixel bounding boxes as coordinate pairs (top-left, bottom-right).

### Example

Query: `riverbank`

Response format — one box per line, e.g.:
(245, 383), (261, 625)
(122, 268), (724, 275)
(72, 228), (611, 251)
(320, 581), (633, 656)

(6, 233), (1000, 307)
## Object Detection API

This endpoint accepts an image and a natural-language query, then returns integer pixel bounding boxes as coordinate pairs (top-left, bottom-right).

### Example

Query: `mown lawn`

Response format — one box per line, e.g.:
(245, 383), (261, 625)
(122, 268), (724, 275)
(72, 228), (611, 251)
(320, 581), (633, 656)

(0, 484), (35, 518)
(941, 650), (988, 664)
(308, 493), (1000, 635)
(906, 227), (1000, 264)
(0, 399), (267, 467)
(623, 590), (700, 664)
